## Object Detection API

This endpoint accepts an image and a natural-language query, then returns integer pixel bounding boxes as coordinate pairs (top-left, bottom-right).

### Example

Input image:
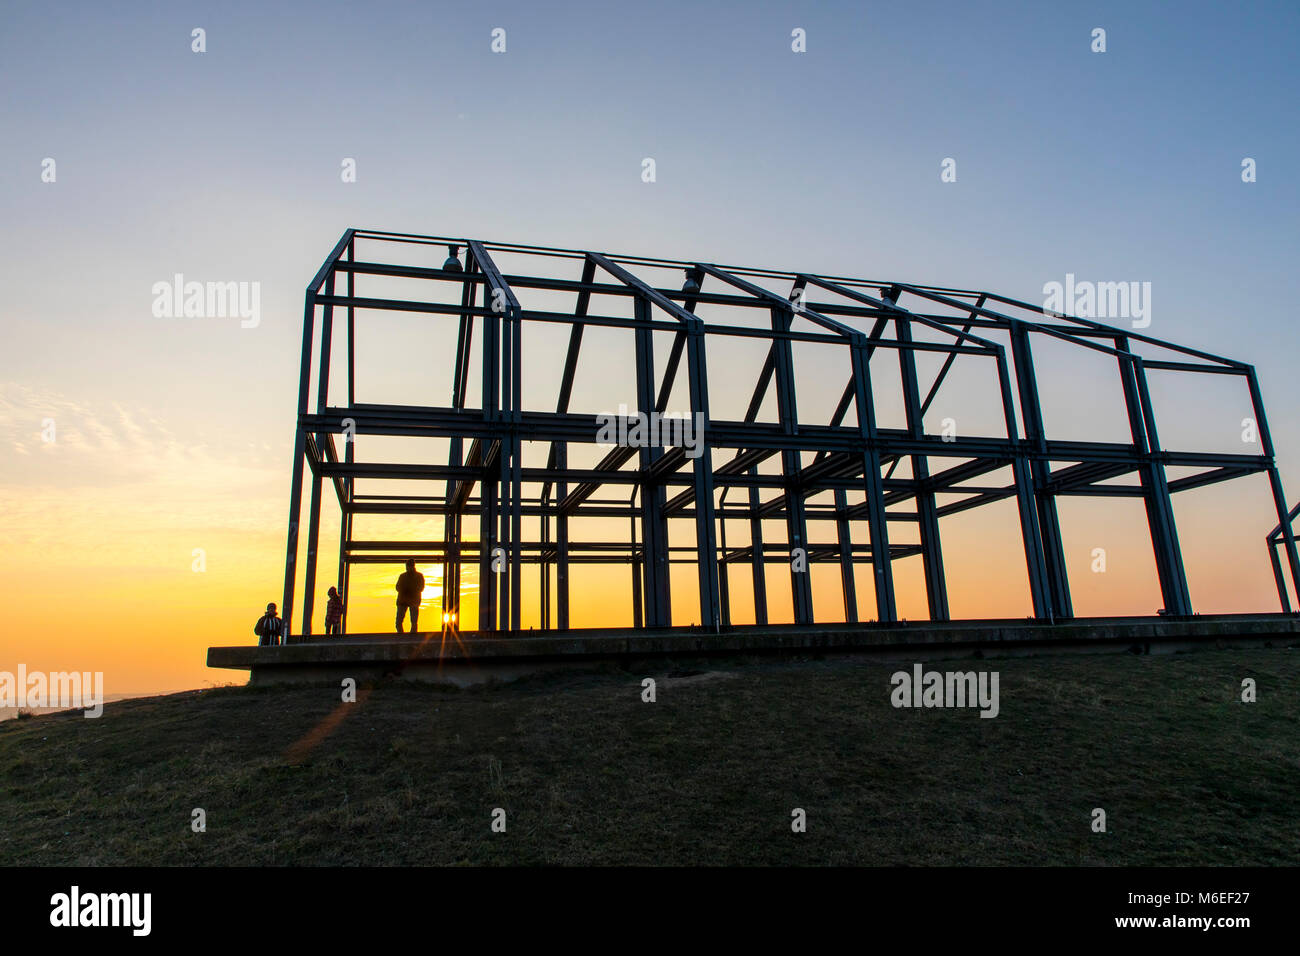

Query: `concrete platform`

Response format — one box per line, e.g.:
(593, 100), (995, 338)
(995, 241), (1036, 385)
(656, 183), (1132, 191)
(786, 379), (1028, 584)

(207, 613), (1300, 687)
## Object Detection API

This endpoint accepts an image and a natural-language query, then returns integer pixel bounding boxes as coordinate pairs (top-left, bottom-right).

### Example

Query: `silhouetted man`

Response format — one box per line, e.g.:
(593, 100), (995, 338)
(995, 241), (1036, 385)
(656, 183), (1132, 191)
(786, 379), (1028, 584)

(325, 586), (344, 637)
(395, 559), (425, 633)
(254, 602), (283, 647)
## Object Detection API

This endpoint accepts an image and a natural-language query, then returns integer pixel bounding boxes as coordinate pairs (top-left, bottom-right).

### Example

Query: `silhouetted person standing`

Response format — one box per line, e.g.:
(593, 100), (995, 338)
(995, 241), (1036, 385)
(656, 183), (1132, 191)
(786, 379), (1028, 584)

(395, 559), (425, 633)
(254, 602), (283, 646)
(325, 586), (344, 636)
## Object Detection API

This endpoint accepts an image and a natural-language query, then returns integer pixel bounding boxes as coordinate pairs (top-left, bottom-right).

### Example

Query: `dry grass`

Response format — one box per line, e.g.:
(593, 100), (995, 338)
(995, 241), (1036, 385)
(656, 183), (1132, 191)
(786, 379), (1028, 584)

(1, 647), (1297, 865)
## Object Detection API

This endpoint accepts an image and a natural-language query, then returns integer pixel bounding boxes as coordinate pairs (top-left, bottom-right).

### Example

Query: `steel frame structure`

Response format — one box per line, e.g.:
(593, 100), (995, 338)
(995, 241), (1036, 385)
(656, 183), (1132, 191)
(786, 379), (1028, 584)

(279, 227), (1300, 638)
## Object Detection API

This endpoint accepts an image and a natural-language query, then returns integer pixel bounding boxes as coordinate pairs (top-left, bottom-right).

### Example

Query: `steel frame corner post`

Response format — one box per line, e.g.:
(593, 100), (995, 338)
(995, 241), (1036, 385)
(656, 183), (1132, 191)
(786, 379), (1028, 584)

(506, 314), (523, 633)
(301, 464), (323, 640)
(717, 513), (732, 626)
(1267, 536), (1292, 612)
(633, 294), (671, 626)
(630, 503), (644, 628)
(849, 335), (898, 622)
(338, 236), (355, 635)
(495, 284), (513, 633)
(834, 487), (858, 622)
(497, 420), (513, 632)
(440, 510), (456, 626)
(555, 441), (571, 629)
(472, 241), (524, 633)
(443, 513), (461, 626)
(770, 306), (814, 625)
(283, 229), (352, 643)
(1124, 353), (1192, 615)
(1115, 338), (1188, 614)
(748, 473), (768, 624)
(337, 463), (352, 634)
(539, 491), (551, 629)
(895, 315), (949, 621)
(445, 250), (479, 629)
(302, 268), (338, 640)
(471, 253), (501, 633)
(1008, 321), (1072, 619)
(441, 438), (460, 631)
(281, 296), (315, 643)
(479, 472), (497, 632)
(685, 318), (721, 631)
(1267, 499), (1300, 612)
(1244, 367), (1300, 611)
(993, 348), (1052, 619)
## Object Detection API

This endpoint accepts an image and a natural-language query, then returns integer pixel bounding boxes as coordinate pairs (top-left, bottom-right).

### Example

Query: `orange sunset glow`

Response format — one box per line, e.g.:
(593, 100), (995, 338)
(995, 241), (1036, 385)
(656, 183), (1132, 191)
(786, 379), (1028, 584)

(0, 369), (1285, 702)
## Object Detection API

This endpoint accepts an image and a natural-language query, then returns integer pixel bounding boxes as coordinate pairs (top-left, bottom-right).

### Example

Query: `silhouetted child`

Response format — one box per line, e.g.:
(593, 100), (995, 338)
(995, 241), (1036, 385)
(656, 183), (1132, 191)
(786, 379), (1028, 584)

(254, 602), (283, 646)
(325, 587), (344, 636)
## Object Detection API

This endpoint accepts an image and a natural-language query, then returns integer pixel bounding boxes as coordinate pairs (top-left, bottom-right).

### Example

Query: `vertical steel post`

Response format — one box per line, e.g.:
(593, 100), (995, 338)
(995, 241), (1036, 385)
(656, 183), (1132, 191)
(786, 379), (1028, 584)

(835, 488), (858, 622)
(480, 478), (497, 632)
(896, 316), (948, 620)
(685, 320), (721, 630)
(1268, 542), (1292, 613)
(771, 307), (814, 625)
(479, 265), (500, 632)
(509, 308), (523, 632)
(1009, 322), (1072, 618)
(994, 348), (1052, 618)
(556, 441), (571, 629)
(497, 432), (512, 632)
(302, 269), (336, 640)
(1129, 357), (1193, 615)
(718, 515), (732, 626)
(634, 296), (670, 626)
(446, 267), (476, 631)
(540, 491), (550, 629)
(849, 337), (897, 622)
(631, 506), (644, 628)
(337, 495), (351, 635)
(281, 286), (318, 642)
(301, 467), (323, 639)
(1245, 367), (1300, 610)
(339, 236), (355, 635)
(748, 475), (768, 625)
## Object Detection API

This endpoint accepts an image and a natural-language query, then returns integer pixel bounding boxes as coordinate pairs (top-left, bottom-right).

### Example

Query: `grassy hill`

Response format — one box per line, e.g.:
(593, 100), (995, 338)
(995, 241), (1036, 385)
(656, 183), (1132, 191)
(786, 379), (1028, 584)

(2, 647), (1298, 866)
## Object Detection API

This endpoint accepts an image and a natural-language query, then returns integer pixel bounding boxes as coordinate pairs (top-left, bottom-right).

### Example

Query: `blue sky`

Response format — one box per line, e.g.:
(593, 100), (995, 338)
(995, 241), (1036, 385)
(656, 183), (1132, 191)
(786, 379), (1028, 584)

(2, 0), (1296, 404)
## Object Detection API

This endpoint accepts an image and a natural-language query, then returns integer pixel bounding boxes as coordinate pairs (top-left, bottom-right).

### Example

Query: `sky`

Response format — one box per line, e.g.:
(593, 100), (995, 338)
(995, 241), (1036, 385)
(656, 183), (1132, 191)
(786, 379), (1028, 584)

(1, 0), (1298, 699)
